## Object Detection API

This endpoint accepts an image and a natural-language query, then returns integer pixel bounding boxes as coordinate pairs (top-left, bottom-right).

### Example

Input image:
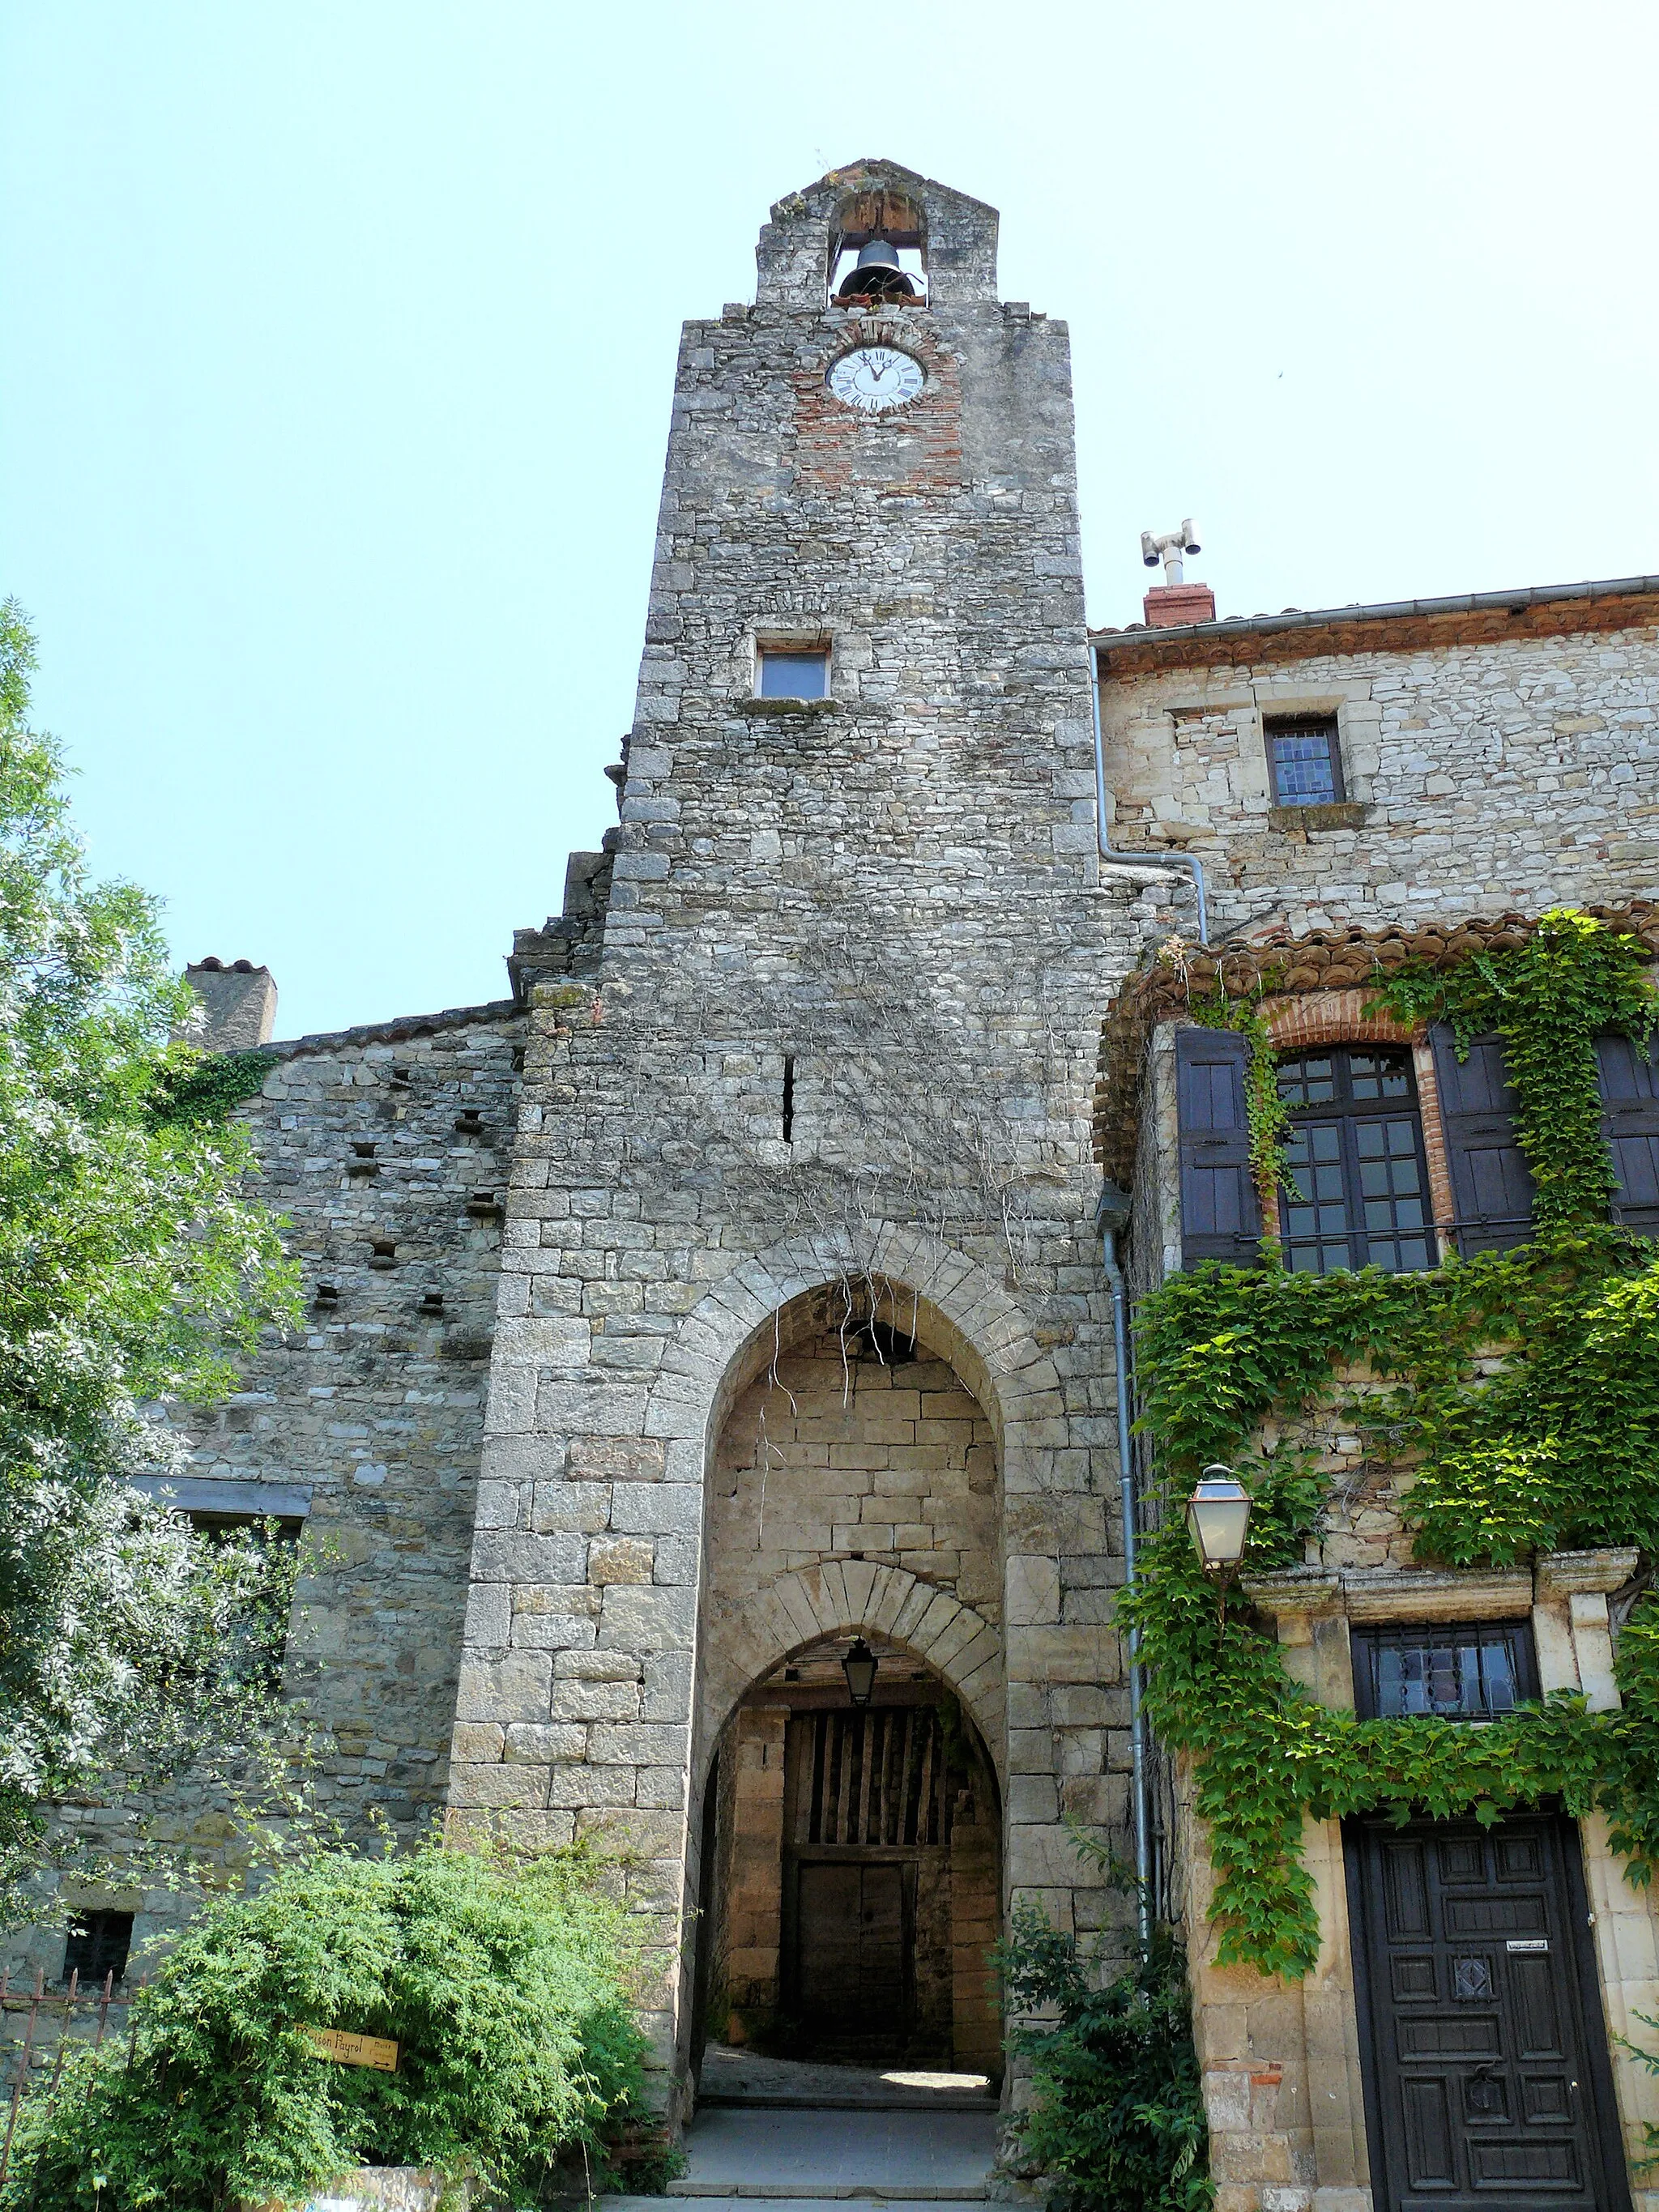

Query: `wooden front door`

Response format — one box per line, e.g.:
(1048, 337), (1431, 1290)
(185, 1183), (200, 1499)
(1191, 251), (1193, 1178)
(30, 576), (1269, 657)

(1346, 1812), (1629, 2210)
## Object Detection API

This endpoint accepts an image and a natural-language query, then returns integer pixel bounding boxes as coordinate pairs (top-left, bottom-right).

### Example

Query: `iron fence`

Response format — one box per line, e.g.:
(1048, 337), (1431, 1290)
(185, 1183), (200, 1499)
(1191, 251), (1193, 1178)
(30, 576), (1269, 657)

(0, 1967), (143, 2187)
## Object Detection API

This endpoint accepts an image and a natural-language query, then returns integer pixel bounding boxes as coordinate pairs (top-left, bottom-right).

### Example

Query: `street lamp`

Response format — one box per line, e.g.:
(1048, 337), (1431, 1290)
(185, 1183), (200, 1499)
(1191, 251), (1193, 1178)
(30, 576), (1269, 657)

(842, 1637), (878, 1708)
(1186, 1464), (1253, 1579)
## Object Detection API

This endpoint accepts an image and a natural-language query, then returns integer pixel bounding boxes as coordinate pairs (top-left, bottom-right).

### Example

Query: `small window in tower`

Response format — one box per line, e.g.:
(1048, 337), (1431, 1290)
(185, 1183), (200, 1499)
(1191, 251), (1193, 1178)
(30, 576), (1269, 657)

(757, 647), (829, 701)
(62, 1908), (134, 1988)
(1265, 714), (1344, 806)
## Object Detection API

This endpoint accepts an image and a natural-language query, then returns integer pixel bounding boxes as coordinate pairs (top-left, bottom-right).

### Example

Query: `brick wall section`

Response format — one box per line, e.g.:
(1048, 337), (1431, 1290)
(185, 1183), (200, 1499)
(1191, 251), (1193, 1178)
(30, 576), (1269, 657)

(791, 308), (964, 494)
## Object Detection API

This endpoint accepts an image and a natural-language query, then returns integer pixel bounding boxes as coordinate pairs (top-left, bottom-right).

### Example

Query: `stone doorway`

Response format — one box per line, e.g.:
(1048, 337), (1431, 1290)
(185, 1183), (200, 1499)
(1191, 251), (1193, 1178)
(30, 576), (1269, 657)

(696, 1635), (1001, 2078)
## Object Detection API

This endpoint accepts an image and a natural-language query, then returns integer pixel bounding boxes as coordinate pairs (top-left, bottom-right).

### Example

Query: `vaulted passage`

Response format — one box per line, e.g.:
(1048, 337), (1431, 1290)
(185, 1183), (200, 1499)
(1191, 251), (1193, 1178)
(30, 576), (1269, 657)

(688, 1285), (1008, 2081)
(695, 1635), (1001, 2076)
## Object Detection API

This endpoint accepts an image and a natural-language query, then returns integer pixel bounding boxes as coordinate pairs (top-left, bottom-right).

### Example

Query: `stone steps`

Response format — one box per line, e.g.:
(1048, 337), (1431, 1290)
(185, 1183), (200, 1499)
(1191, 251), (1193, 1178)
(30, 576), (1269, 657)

(613, 2106), (999, 2208)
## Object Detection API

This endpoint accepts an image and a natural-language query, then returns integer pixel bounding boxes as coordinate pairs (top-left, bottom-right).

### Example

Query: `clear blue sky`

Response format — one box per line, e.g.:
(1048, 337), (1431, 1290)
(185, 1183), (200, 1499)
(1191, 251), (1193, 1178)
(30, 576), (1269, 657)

(3, 2), (1655, 1037)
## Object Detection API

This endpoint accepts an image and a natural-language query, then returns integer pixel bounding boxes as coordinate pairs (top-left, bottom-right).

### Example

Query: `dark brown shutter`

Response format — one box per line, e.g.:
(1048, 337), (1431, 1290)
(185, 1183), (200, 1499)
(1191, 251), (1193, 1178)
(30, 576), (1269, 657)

(1175, 1026), (1261, 1266)
(1597, 1032), (1659, 1234)
(1429, 1025), (1536, 1255)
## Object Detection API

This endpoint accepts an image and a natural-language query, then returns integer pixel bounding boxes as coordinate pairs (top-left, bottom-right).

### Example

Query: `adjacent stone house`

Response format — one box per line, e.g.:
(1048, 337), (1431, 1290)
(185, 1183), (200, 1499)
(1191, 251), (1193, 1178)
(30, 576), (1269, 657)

(12, 157), (1659, 2211)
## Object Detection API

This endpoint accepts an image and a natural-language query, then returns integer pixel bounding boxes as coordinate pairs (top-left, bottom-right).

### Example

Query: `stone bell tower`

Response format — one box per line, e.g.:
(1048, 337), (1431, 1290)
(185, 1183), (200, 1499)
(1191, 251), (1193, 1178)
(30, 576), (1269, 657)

(447, 160), (1143, 2106)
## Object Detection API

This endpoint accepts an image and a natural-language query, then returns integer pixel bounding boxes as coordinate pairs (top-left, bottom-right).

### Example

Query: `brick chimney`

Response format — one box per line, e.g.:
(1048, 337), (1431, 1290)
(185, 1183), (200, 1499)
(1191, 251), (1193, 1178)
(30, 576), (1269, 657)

(1143, 580), (1218, 628)
(175, 958), (278, 1051)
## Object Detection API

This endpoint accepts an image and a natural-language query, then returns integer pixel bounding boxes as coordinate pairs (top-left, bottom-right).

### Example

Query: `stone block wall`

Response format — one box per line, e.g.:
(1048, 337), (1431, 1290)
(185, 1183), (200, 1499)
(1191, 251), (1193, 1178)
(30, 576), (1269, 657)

(1098, 620), (1659, 942)
(708, 1321), (1000, 1637)
(4, 1004), (524, 1984)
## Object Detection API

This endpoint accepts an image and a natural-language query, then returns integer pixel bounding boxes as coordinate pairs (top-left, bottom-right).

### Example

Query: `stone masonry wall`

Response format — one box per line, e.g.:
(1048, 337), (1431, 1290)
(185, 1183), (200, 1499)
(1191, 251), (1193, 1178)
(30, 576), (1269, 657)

(1098, 623), (1659, 943)
(706, 1322), (1001, 1665)
(444, 164), (1149, 2104)
(4, 1005), (524, 1987)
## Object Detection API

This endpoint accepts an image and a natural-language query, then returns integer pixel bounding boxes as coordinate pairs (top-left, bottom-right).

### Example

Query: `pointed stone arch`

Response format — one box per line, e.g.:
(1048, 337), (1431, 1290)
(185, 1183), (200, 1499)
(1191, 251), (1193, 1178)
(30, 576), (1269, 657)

(642, 1220), (1064, 1500)
(699, 1562), (1004, 1781)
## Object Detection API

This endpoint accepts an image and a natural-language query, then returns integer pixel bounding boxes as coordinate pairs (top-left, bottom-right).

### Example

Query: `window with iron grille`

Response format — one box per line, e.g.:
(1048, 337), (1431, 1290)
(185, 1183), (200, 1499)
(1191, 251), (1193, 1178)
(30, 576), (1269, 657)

(1265, 713), (1344, 805)
(62, 1908), (134, 1988)
(1277, 1046), (1434, 1273)
(1350, 1622), (1537, 1720)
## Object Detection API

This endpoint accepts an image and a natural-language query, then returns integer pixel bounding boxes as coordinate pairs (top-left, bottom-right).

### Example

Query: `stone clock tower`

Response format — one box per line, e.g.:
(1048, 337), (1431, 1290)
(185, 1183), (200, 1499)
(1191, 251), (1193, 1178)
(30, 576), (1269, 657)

(446, 160), (1148, 2103)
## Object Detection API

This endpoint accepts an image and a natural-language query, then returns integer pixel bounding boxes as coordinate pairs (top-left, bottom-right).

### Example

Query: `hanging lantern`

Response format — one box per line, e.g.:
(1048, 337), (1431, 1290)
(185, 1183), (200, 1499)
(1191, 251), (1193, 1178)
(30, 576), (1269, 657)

(1186, 1465), (1252, 1574)
(842, 1636), (878, 1707)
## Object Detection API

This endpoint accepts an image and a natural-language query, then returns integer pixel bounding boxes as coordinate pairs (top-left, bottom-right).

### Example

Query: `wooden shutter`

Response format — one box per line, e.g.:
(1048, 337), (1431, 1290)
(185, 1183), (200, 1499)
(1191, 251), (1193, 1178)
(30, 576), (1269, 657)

(1429, 1026), (1535, 1255)
(1175, 1027), (1261, 1266)
(1597, 1032), (1659, 1234)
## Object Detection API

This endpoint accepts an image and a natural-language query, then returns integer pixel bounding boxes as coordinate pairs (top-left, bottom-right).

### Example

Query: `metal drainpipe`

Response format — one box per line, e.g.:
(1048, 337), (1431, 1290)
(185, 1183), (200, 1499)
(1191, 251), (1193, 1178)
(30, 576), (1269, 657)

(1090, 642), (1209, 945)
(1088, 645), (1165, 1949)
(1097, 1182), (1151, 1953)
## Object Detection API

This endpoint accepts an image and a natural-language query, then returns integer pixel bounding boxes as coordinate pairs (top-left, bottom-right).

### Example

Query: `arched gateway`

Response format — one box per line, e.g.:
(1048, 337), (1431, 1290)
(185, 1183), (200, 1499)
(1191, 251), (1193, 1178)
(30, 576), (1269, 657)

(447, 1222), (1130, 2108)
(686, 1283), (1006, 2077)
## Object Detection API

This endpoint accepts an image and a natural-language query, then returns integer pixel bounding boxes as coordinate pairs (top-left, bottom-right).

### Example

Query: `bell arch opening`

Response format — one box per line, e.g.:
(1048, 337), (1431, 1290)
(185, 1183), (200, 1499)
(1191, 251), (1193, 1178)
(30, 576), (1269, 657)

(690, 1631), (1002, 2080)
(828, 188), (928, 304)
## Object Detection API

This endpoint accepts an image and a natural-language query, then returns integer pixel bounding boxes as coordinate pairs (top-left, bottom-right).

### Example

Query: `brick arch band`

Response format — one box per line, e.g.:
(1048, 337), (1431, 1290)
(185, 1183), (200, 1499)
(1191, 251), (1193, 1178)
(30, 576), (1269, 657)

(697, 1563), (1004, 1788)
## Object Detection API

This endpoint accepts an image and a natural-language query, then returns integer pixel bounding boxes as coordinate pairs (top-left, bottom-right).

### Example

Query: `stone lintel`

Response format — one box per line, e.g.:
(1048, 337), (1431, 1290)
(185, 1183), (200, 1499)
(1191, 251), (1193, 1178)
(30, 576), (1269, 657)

(1245, 1565), (1534, 1624)
(1533, 1548), (1640, 1603)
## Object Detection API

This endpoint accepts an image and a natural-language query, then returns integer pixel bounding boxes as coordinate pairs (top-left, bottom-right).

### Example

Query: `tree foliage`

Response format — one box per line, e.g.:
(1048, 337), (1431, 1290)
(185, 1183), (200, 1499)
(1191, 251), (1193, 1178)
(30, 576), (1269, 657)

(0, 599), (298, 1923)
(1, 1842), (651, 2210)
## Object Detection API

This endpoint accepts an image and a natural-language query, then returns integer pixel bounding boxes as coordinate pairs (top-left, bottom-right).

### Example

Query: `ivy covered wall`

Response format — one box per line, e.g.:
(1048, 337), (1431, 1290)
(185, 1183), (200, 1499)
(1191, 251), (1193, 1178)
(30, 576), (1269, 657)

(1122, 910), (1659, 1978)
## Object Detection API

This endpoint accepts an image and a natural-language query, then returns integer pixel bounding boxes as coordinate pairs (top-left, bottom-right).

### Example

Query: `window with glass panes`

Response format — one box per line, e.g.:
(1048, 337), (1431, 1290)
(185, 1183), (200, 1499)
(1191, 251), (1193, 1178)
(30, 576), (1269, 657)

(757, 647), (829, 700)
(1265, 713), (1343, 805)
(1350, 1622), (1537, 1720)
(1276, 1046), (1434, 1272)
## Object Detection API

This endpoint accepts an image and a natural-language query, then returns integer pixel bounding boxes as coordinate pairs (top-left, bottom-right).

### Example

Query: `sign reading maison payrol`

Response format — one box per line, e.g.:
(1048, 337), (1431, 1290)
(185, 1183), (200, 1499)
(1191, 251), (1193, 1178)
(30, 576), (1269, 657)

(301, 2027), (399, 2072)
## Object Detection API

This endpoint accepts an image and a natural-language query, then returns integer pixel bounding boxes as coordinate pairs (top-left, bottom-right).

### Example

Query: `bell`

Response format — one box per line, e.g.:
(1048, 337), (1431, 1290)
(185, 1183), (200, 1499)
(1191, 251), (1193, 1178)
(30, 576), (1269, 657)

(840, 237), (915, 300)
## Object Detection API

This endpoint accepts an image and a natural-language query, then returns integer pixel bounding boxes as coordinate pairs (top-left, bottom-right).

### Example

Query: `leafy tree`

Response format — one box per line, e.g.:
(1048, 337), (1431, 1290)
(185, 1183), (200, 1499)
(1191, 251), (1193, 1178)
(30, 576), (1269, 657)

(0, 599), (298, 1925)
(1, 1842), (653, 2210)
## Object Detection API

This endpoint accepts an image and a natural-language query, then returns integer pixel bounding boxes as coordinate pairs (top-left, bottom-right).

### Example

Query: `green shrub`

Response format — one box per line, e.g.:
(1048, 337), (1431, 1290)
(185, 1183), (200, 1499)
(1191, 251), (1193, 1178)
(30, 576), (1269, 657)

(997, 1901), (1211, 2212)
(2, 1842), (650, 2210)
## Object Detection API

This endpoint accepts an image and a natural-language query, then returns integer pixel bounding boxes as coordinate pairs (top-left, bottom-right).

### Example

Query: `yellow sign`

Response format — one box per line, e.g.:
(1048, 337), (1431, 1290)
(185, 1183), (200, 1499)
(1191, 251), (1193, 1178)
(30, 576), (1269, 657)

(300, 2027), (399, 2073)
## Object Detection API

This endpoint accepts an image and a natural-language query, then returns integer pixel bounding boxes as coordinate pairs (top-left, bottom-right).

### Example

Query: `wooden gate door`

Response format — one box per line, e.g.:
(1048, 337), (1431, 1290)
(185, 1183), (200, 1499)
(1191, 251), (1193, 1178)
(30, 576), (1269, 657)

(782, 1706), (946, 2060)
(1346, 1812), (1629, 2210)
(794, 1861), (908, 2024)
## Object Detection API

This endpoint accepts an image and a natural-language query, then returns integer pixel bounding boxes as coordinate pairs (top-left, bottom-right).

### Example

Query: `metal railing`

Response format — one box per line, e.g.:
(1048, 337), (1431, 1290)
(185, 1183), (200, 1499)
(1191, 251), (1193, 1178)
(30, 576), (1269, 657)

(0, 1967), (143, 2186)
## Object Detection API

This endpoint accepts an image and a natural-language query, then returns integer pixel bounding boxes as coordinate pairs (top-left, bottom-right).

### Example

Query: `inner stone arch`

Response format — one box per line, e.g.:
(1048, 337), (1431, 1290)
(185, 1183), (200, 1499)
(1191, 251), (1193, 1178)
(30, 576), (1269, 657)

(688, 1282), (1006, 2077)
(692, 1630), (1003, 2078)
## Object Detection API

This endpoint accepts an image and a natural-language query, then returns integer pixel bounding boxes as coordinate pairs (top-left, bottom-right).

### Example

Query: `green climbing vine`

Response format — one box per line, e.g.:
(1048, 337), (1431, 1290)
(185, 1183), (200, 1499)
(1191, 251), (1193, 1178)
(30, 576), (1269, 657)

(148, 1045), (279, 1127)
(1123, 910), (1659, 1978)
(1184, 994), (1295, 1193)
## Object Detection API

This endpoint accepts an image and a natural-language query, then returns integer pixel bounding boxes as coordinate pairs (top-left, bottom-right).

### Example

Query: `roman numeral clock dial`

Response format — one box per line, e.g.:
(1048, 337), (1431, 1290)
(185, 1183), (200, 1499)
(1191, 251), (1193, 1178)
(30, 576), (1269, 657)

(826, 346), (925, 414)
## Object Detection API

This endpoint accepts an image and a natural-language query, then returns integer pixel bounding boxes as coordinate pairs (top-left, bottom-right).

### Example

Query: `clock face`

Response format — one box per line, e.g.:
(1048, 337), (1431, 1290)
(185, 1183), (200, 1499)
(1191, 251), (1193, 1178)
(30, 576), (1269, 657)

(826, 346), (925, 415)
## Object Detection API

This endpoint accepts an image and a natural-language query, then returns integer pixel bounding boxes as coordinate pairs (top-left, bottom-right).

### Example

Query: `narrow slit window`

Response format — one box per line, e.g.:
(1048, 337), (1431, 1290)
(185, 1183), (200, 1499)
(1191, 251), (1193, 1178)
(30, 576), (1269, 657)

(1265, 713), (1343, 805)
(782, 1054), (795, 1144)
(757, 648), (829, 701)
